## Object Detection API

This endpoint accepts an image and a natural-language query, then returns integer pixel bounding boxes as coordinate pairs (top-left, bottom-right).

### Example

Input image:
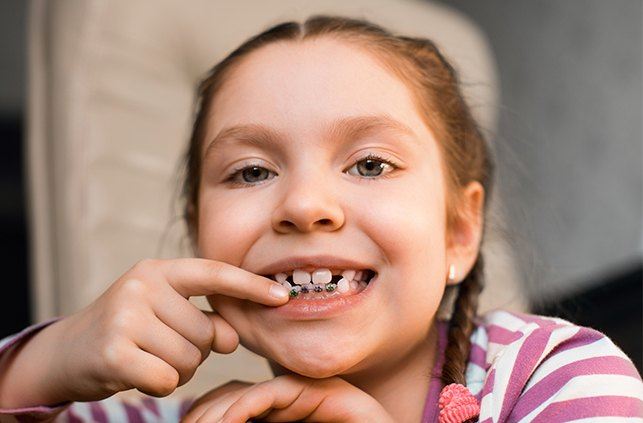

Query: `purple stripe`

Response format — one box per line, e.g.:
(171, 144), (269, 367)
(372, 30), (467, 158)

(498, 328), (552, 422)
(123, 401), (144, 423)
(508, 355), (640, 421)
(542, 326), (605, 358)
(179, 397), (197, 419)
(141, 397), (160, 417)
(66, 406), (84, 423)
(531, 396), (643, 421)
(90, 401), (109, 423)
(479, 367), (495, 401)
(468, 342), (487, 369)
(486, 324), (523, 345)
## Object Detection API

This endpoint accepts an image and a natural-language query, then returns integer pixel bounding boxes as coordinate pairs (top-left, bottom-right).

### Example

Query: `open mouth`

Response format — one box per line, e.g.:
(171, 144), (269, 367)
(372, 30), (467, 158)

(262, 269), (377, 299)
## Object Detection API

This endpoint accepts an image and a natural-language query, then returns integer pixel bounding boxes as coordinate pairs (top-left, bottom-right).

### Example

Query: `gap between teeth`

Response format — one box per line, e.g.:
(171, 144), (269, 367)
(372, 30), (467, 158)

(273, 269), (373, 295)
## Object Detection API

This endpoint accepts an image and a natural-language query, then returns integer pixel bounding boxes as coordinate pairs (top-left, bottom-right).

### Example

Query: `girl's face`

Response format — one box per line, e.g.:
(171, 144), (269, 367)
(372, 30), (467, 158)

(198, 38), (464, 378)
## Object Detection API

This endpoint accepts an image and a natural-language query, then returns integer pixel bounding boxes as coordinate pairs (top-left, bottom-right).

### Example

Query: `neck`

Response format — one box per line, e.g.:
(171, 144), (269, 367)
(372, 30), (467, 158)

(269, 322), (441, 422)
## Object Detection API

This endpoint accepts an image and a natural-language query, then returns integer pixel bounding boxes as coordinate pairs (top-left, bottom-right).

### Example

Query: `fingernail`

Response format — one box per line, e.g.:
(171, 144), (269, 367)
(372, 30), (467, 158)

(269, 283), (290, 300)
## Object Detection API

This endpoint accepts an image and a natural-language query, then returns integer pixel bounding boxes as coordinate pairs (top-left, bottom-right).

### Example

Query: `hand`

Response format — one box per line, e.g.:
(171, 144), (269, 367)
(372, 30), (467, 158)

(0, 258), (290, 408)
(181, 374), (395, 423)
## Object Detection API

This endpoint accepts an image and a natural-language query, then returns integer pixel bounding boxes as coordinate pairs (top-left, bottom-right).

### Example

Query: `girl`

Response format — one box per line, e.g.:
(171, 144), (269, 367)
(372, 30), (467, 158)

(0, 15), (641, 423)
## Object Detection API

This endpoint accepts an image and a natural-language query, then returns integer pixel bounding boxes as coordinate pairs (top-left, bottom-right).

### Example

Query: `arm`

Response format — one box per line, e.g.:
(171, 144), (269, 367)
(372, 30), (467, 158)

(0, 318), (72, 421)
(478, 313), (643, 422)
(0, 321), (196, 421)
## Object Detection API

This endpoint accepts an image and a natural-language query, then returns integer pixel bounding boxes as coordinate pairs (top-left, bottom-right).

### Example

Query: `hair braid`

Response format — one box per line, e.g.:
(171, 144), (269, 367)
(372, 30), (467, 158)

(440, 254), (485, 387)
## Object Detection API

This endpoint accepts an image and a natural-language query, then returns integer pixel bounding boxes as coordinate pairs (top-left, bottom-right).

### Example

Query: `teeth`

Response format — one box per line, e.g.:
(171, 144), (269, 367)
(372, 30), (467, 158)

(337, 277), (350, 293)
(312, 269), (332, 284)
(273, 268), (370, 284)
(341, 270), (356, 281)
(293, 269), (311, 285)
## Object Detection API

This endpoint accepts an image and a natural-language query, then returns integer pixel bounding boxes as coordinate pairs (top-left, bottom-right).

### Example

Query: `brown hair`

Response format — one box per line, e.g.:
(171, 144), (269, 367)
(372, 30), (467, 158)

(181, 15), (494, 389)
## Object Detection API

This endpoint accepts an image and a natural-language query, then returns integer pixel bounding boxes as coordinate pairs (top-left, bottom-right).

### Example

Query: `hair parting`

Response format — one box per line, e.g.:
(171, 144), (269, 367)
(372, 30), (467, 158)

(181, 14), (494, 390)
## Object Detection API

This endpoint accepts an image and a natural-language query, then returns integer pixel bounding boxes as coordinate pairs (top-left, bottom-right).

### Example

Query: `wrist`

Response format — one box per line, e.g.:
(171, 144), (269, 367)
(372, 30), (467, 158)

(0, 319), (71, 408)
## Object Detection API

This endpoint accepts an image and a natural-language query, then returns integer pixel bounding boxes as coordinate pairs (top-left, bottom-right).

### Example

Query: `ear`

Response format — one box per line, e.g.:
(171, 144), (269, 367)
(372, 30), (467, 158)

(445, 181), (485, 285)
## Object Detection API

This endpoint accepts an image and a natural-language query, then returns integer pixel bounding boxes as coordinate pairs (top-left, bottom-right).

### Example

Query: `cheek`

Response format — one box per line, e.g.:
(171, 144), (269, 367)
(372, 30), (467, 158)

(197, 191), (265, 261)
(362, 178), (447, 273)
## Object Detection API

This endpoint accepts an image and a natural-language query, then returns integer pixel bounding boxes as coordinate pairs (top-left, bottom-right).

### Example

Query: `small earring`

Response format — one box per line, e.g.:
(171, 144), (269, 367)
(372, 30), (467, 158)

(448, 264), (457, 283)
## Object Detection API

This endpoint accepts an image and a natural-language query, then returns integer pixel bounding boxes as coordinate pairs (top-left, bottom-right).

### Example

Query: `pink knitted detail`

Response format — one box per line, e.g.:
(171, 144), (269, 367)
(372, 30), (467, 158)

(438, 383), (480, 423)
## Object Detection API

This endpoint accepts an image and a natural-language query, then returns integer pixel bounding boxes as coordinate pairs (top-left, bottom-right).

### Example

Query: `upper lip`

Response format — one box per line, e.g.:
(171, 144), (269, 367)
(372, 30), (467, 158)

(256, 255), (377, 276)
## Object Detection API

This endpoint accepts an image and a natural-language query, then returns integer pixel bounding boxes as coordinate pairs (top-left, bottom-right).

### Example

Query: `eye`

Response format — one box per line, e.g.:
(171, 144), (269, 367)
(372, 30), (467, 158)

(225, 164), (276, 186)
(346, 153), (399, 179)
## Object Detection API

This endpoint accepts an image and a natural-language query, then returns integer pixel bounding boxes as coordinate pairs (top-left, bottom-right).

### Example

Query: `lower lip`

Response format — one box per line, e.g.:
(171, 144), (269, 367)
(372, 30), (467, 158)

(267, 274), (378, 320)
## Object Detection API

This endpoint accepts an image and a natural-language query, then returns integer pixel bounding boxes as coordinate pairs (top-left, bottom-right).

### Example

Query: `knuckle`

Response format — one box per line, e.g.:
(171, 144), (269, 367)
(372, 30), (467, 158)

(183, 344), (203, 370)
(119, 277), (148, 297)
(101, 339), (126, 375)
(109, 310), (137, 333)
(205, 261), (226, 283)
(133, 258), (160, 274)
(202, 317), (216, 343)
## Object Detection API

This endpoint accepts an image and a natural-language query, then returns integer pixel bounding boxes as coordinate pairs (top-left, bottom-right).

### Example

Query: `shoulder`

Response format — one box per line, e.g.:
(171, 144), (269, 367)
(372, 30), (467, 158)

(468, 309), (643, 422)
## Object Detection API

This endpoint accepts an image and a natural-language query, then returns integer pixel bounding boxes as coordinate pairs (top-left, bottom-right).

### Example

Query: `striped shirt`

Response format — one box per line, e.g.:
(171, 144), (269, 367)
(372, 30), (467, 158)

(1, 309), (641, 422)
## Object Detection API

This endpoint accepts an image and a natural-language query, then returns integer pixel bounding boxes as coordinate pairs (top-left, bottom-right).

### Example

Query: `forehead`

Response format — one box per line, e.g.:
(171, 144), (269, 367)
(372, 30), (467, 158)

(205, 37), (434, 153)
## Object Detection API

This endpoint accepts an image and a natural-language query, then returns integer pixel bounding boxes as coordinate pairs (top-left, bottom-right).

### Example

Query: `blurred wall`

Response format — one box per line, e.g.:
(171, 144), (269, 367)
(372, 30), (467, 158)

(435, 0), (643, 304)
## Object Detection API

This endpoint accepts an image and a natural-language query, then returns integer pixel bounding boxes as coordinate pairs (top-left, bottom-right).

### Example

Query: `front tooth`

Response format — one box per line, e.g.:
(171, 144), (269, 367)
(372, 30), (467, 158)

(312, 268), (332, 284)
(341, 270), (356, 281)
(337, 277), (350, 293)
(275, 273), (288, 284)
(293, 269), (311, 285)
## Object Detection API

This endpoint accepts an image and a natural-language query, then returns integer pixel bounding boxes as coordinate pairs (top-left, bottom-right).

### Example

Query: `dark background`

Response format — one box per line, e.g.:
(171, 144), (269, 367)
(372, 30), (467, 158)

(1, 1), (641, 372)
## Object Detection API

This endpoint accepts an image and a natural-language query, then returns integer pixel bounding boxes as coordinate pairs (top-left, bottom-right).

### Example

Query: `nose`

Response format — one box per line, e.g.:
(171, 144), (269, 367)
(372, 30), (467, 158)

(271, 165), (345, 233)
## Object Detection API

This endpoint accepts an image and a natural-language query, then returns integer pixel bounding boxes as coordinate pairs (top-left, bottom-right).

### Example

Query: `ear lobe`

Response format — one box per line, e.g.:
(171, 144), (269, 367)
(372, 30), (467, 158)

(446, 181), (485, 283)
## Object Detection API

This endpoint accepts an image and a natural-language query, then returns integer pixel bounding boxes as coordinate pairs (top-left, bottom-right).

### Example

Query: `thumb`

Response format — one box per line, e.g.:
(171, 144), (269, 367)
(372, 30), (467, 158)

(203, 310), (240, 354)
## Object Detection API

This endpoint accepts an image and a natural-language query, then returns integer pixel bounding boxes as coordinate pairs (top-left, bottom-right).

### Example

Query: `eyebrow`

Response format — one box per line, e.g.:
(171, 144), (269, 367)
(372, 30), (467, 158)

(203, 114), (418, 158)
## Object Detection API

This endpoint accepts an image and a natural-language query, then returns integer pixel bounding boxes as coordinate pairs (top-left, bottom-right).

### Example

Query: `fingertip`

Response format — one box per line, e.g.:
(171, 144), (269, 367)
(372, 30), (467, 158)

(269, 283), (290, 301)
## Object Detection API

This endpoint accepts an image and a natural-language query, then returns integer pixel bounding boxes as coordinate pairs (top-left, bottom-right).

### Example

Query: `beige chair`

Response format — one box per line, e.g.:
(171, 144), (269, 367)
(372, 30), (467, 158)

(27, 0), (527, 401)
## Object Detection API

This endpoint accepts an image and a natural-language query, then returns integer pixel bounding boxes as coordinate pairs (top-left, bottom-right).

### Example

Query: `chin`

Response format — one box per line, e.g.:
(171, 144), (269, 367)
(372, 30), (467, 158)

(277, 354), (355, 379)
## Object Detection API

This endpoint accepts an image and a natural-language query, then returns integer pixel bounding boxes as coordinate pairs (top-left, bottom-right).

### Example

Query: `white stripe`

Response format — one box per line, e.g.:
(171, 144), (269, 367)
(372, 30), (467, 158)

(156, 396), (183, 421)
(523, 335), (630, 392)
(67, 402), (93, 421)
(489, 322), (541, 421)
(485, 310), (529, 332)
(478, 391), (494, 422)
(543, 373), (643, 402)
(517, 374), (643, 423)
(465, 361), (486, 396)
(100, 395), (130, 422)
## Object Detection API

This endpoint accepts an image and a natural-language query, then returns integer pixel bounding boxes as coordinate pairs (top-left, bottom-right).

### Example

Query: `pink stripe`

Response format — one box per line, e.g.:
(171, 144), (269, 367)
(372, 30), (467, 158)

(544, 327), (601, 358)
(468, 342), (487, 369)
(479, 367), (496, 401)
(486, 324), (523, 345)
(531, 396), (643, 421)
(508, 355), (640, 421)
(123, 401), (144, 423)
(90, 401), (109, 423)
(141, 397), (160, 417)
(66, 406), (84, 423)
(179, 397), (197, 419)
(498, 327), (552, 421)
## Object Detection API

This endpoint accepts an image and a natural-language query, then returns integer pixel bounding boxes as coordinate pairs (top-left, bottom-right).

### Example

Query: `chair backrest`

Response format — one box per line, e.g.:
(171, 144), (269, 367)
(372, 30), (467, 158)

(27, 0), (526, 399)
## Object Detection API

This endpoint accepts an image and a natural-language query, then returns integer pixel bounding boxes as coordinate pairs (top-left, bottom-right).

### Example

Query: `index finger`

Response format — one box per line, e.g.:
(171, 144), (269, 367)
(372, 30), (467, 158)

(155, 258), (290, 305)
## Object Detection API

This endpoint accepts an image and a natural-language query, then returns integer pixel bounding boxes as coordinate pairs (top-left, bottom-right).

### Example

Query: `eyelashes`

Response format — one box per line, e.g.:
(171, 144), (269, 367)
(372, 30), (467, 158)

(223, 153), (400, 187)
